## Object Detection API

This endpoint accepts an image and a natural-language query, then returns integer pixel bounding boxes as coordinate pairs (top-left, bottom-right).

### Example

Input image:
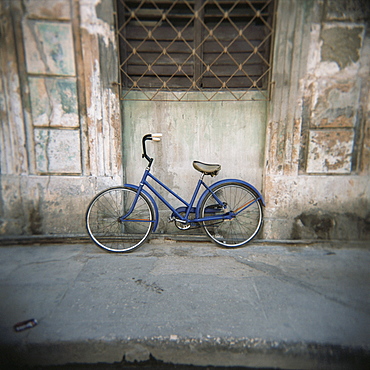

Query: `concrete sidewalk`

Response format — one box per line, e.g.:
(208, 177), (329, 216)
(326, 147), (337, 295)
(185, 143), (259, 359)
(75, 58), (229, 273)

(0, 239), (369, 369)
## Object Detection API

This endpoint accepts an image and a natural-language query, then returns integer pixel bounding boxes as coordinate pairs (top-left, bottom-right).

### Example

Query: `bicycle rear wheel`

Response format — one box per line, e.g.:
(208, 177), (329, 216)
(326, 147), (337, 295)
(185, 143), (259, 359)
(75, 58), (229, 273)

(200, 182), (263, 247)
(86, 186), (155, 252)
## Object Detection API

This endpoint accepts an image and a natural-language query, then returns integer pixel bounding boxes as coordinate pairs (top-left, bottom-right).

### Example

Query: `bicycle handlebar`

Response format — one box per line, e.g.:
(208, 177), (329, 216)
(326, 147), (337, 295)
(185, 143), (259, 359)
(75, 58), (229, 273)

(152, 133), (162, 141)
(142, 133), (162, 165)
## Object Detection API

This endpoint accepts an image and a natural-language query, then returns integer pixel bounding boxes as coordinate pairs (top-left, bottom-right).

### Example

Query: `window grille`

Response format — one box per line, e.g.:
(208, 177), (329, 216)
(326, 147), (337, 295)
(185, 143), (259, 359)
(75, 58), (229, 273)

(116, 0), (275, 101)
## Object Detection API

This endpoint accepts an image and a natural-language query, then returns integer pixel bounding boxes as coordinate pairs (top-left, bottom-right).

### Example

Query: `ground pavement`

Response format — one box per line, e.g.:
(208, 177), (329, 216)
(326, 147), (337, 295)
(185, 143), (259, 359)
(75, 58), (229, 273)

(0, 238), (369, 369)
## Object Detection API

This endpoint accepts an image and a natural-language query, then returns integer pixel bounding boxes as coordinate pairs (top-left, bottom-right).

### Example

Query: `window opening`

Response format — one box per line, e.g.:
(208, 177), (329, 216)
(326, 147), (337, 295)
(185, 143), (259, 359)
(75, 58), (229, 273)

(116, 0), (276, 101)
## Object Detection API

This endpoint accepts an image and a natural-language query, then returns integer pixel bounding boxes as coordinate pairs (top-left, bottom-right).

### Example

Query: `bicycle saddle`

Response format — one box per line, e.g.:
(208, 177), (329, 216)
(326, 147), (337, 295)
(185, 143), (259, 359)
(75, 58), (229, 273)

(193, 161), (221, 176)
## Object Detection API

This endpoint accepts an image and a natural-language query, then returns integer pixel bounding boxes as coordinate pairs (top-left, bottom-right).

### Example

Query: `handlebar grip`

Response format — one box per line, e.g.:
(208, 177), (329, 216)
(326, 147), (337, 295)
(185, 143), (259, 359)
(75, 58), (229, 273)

(152, 133), (162, 142)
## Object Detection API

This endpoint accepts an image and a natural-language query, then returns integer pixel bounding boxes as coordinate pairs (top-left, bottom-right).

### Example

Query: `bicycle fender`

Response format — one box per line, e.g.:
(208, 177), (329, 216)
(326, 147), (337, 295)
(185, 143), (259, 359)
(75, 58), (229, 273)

(195, 179), (265, 218)
(124, 184), (159, 232)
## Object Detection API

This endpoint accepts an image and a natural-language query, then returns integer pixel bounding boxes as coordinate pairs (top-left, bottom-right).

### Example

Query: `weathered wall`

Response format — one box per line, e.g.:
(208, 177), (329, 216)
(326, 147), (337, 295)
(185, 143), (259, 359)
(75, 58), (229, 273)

(1, 0), (369, 242)
(0, 0), (122, 236)
(123, 92), (267, 234)
(264, 0), (370, 241)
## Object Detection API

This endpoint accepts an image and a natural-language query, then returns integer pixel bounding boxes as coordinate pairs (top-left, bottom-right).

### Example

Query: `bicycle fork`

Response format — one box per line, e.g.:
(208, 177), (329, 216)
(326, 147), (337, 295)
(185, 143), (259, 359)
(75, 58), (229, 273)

(118, 169), (154, 225)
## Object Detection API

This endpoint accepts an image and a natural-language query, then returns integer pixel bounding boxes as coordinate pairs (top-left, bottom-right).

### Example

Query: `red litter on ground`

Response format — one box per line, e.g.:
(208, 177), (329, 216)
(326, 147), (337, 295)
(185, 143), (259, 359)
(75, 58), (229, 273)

(13, 319), (38, 332)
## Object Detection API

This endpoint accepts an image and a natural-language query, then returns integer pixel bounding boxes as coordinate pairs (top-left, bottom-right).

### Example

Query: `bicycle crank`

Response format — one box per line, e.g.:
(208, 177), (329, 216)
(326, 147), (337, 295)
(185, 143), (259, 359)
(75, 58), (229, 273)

(174, 218), (191, 230)
(168, 211), (196, 230)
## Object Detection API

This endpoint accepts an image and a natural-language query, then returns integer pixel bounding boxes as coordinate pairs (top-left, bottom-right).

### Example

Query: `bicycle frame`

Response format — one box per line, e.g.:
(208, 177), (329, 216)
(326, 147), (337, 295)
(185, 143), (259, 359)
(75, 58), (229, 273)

(87, 133), (266, 253)
(119, 134), (265, 231)
(120, 167), (228, 226)
(120, 166), (264, 230)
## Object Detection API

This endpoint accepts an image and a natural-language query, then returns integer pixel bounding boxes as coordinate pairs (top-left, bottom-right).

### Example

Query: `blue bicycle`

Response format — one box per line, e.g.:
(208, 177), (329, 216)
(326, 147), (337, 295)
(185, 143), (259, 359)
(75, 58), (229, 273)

(86, 134), (265, 252)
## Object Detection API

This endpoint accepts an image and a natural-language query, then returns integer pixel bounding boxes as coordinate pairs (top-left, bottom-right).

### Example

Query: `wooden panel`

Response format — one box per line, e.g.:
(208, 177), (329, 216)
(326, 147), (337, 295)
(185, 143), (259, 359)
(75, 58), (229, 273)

(126, 26), (194, 41)
(202, 76), (263, 88)
(127, 40), (194, 52)
(203, 53), (267, 65)
(205, 64), (265, 77)
(128, 64), (193, 76)
(127, 76), (193, 88)
(127, 53), (193, 65)
(203, 41), (265, 53)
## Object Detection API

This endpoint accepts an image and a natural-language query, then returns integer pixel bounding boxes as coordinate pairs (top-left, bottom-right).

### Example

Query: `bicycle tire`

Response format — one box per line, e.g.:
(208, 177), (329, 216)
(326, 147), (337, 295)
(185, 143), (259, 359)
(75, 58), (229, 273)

(86, 186), (155, 252)
(199, 182), (263, 247)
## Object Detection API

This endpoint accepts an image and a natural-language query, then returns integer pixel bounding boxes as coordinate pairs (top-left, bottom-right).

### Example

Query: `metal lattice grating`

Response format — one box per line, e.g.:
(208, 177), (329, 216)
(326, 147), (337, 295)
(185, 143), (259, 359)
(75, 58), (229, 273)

(116, 0), (275, 101)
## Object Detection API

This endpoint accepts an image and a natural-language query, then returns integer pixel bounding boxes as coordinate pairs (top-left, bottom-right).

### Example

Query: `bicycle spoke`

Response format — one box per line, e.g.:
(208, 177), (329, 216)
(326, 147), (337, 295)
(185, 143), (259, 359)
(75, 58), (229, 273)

(200, 183), (262, 247)
(86, 187), (155, 252)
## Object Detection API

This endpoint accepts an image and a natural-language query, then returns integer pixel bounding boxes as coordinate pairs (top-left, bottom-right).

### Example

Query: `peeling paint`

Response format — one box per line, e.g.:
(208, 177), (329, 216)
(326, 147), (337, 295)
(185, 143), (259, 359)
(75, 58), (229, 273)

(29, 77), (79, 128)
(321, 26), (363, 69)
(0, 1), (28, 176)
(307, 130), (354, 173)
(316, 82), (360, 128)
(87, 59), (102, 122)
(79, 0), (115, 48)
(326, 0), (370, 21)
(23, 20), (75, 76)
(24, 0), (71, 20)
(34, 129), (81, 174)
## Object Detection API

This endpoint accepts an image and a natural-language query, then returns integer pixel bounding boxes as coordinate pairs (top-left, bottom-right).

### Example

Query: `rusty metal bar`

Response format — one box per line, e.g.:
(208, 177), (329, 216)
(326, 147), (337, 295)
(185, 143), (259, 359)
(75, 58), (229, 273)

(116, 0), (275, 101)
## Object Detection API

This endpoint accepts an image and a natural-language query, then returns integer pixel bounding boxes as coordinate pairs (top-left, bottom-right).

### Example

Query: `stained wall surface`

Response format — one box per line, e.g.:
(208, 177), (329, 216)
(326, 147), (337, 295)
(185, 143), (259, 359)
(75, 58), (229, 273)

(122, 92), (267, 234)
(264, 0), (370, 241)
(0, 0), (369, 241)
(0, 0), (122, 236)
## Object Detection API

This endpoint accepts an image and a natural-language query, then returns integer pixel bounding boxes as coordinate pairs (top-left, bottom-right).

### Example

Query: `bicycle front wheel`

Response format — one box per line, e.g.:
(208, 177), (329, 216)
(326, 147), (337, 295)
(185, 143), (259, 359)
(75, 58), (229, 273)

(200, 182), (263, 247)
(86, 186), (155, 252)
